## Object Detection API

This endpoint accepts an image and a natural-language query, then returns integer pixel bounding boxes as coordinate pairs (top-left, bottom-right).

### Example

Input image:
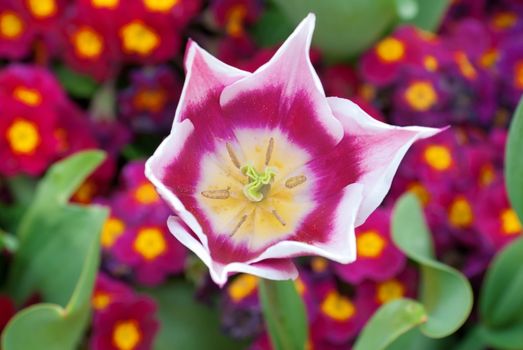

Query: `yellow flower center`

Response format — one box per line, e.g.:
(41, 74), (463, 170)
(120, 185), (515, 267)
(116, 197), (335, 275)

(143, 0), (179, 12)
(500, 209), (522, 235)
(514, 61), (523, 90)
(13, 87), (42, 106)
(228, 274), (258, 302)
(423, 55), (438, 72)
(26, 0), (56, 18)
(491, 12), (518, 29)
(404, 81), (437, 111)
(92, 291), (112, 310)
(6, 119), (40, 154)
(120, 20), (160, 56)
(321, 291), (356, 322)
(72, 27), (104, 59)
(73, 180), (96, 204)
(359, 83), (376, 102)
(423, 145), (452, 171)
(295, 278), (306, 296)
(226, 5), (247, 37)
(376, 279), (405, 304)
(133, 88), (167, 113)
(448, 196), (473, 229)
(91, 0), (119, 8)
(101, 217), (126, 248)
(134, 183), (160, 204)
(407, 182), (430, 206)
(479, 164), (495, 187)
(112, 320), (142, 350)
(375, 37), (405, 63)
(357, 230), (386, 258)
(133, 227), (167, 260)
(311, 257), (328, 273)
(480, 49), (499, 68)
(0, 11), (24, 39)
(454, 51), (477, 80)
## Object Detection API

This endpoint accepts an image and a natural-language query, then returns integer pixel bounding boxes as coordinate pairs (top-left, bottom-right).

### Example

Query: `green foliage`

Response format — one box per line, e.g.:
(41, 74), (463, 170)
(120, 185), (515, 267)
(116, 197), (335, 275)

(398, 0), (451, 31)
(2, 151), (108, 350)
(259, 279), (308, 350)
(506, 97), (523, 221)
(144, 281), (247, 350)
(55, 65), (99, 99)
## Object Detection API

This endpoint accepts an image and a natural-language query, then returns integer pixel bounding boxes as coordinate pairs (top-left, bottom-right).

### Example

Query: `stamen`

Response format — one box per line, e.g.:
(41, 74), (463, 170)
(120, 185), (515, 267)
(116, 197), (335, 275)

(201, 187), (230, 199)
(265, 137), (274, 165)
(226, 142), (241, 169)
(230, 214), (247, 236)
(272, 210), (286, 226)
(285, 175), (307, 189)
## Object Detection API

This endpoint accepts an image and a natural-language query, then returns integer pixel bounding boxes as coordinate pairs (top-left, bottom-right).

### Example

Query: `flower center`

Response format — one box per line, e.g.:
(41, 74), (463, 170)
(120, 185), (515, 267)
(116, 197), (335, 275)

(0, 11), (24, 39)
(7, 119), (40, 154)
(143, 0), (179, 12)
(321, 291), (356, 322)
(73, 27), (104, 59)
(376, 279), (405, 304)
(226, 5), (247, 37)
(375, 37), (405, 63)
(479, 164), (495, 187)
(514, 61), (523, 90)
(112, 320), (142, 350)
(134, 183), (160, 204)
(91, 0), (119, 8)
(133, 88), (167, 113)
(500, 209), (522, 235)
(448, 196), (473, 229)
(240, 164), (277, 202)
(423, 145), (452, 171)
(101, 217), (126, 248)
(133, 227), (167, 260)
(227, 274), (258, 302)
(356, 230), (386, 258)
(120, 20), (160, 56)
(454, 51), (477, 80)
(27, 0), (56, 18)
(491, 12), (518, 29)
(423, 55), (438, 72)
(404, 81), (437, 111)
(407, 182), (430, 206)
(92, 291), (112, 310)
(73, 180), (96, 203)
(13, 87), (42, 106)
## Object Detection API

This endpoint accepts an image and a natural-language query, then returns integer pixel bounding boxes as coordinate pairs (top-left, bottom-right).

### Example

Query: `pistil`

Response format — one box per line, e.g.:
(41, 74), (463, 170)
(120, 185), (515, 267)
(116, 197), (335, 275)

(241, 165), (276, 202)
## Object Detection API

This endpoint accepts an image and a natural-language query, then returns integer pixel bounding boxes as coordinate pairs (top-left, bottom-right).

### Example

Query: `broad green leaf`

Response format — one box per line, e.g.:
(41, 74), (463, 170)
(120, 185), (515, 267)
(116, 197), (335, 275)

(271, 0), (397, 61)
(144, 282), (246, 350)
(506, 97), (523, 222)
(259, 279), (308, 350)
(392, 194), (473, 338)
(386, 328), (454, 350)
(0, 231), (18, 253)
(398, 0), (451, 31)
(394, 0), (418, 21)
(55, 65), (99, 99)
(250, 5), (295, 47)
(478, 322), (523, 350)
(354, 299), (426, 350)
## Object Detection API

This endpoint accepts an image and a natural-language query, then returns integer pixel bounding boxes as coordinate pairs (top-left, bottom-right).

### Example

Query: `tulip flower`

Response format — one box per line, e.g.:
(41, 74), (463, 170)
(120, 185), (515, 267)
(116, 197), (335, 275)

(146, 14), (439, 285)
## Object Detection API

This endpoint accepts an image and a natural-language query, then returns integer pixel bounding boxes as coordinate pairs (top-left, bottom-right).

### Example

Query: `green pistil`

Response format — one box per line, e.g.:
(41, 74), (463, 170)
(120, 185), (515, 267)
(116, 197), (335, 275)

(241, 165), (276, 202)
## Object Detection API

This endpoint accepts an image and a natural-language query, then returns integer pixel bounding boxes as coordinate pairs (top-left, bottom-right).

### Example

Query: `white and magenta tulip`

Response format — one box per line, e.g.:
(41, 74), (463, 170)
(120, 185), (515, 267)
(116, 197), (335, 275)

(145, 14), (439, 286)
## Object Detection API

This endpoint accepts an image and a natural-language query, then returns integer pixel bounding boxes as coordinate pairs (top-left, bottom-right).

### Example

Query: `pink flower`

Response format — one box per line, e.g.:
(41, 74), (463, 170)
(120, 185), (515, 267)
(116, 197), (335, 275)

(146, 14), (439, 286)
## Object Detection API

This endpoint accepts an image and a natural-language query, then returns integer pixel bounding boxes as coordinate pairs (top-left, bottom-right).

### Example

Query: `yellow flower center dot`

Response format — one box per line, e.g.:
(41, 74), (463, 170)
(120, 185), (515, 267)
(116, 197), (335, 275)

(133, 88), (167, 113)
(514, 61), (523, 90)
(6, 119), (40, 154)
(134, 183), (159, 204)
(295, 278), (306, 296)
(423, 55), (438, 71)
(73, 27), (104, 59)
(357, 230), (386, 258)
(101, 217), (126, 248)
(143, 0), (179, 12)
(13, 87), (42, 106)
(448, 196), (473, 229)
(133, 228), (167, 260)
(228, 274), (258, 302)
(120, 20), (160, 56)
(376, 279), (405, 304)
(407, 182), (430, 206)
(423, 145), (452, 171)
(0, 11), (24, 39)
(73, 180), (97, 204)
(479, 164), (495, 187)
(321, 291), (355, 322)
(310, 257), (328, 273)
(375, 37), (405, 63)
(491, 12), (518, 29)
(92, 291), (112, 310)
(226, 5), (247, 37)
(454, 51), (477, 80)
(500, 209), (522, 235)
(91, 0), (119, 8)
(480, 49), (499, 68)
(27, 0), (56, 18)
(112, 320), (142, 350)
(404, 81), (437, 112)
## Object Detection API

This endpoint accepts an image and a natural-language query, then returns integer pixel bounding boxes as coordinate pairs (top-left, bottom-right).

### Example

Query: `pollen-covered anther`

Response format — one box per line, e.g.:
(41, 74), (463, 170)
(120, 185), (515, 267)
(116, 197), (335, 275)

(285, 175), (307, 189)
(201, 187), (231, 199)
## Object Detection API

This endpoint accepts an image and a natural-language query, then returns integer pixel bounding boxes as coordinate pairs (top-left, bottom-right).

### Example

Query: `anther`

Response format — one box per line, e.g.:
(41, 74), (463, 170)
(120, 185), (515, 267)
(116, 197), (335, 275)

(265, 137), (274, 165)
(226, 142), (241, 169)
(285, 175), (307, 189)
(201, 187), (230, 199)
(272, 210), (286, 226)
(230, 215), (248, 236)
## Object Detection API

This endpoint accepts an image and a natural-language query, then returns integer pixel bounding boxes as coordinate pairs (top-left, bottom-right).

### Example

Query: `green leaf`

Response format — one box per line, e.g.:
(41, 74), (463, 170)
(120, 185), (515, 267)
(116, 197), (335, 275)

(478, 323), (523, 350)
(398, 0), (451, 31)
(354, 299), (426, 350)
(250, 5), (295, 47)
(271, 0), (398, 61)
(143, 282), (246, 350)
(392, 193), (473, 338)
(259, 279), (308, 350)
(386, 328), (454, 350)
(55, 65), (99, 99)
(506, 97), (523, 222)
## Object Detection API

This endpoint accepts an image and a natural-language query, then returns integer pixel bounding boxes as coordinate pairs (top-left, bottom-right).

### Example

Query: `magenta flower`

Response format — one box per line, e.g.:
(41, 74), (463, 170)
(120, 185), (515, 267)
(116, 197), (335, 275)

(146, 14), (439, 286)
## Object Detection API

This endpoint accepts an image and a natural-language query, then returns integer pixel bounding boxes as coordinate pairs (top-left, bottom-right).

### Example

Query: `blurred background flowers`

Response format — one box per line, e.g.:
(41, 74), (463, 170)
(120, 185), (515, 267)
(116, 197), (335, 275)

(1, 0), (523, 349)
